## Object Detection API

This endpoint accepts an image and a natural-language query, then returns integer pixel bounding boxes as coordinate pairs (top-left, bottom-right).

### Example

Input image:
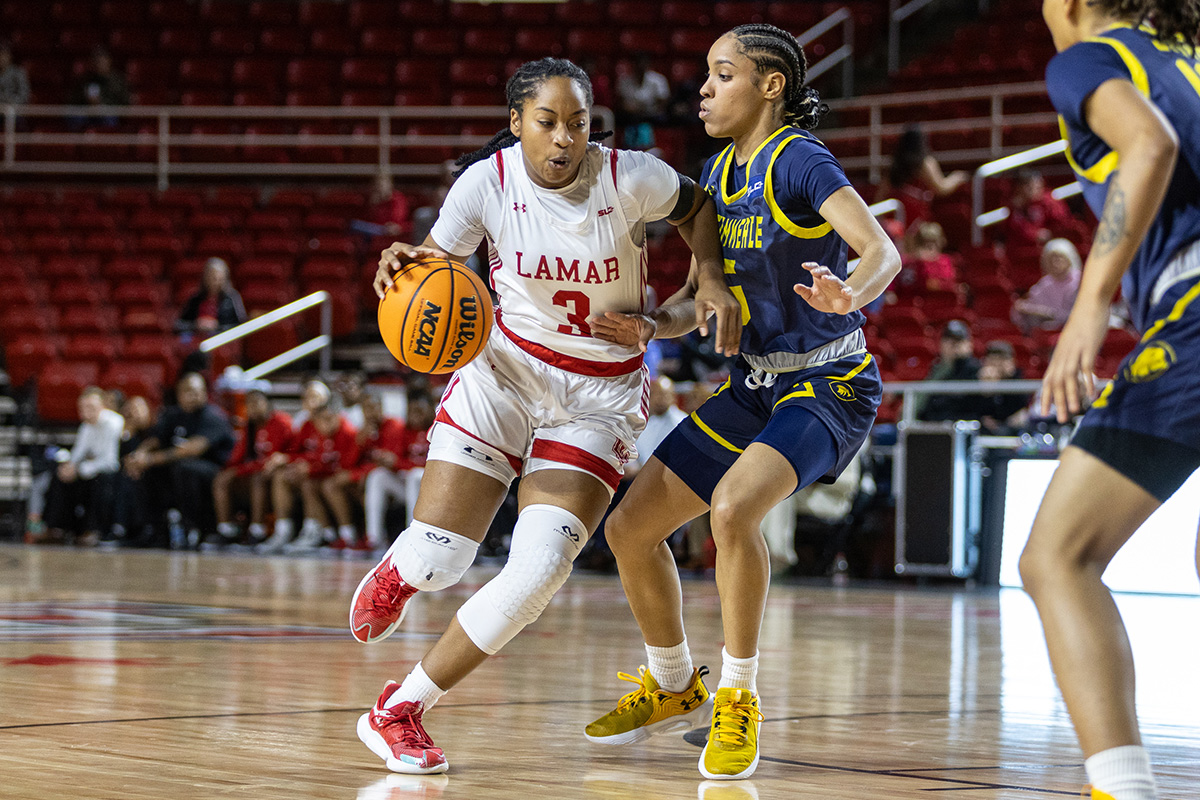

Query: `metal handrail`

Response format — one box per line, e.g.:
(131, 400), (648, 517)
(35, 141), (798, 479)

(200, 291), (332, 380)
(969, 140), (1078, 245)
(881, 379), (1045, 426)
(0, 103), (614, 189)
(799, 7), (856, 96)
(888, 0), (993, 74)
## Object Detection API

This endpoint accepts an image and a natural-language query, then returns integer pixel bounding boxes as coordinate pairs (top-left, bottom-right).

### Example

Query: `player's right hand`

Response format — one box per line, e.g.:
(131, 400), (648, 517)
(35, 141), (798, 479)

(588, 312), (657, 353)
(374, 242), (451, 299)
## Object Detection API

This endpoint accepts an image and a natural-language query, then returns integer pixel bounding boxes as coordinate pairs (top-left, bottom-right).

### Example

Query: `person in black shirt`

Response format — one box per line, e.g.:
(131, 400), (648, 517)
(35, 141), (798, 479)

(123, 373), (235, 547)
(177, 258), (247, 336)
(917, 320), (982, 422)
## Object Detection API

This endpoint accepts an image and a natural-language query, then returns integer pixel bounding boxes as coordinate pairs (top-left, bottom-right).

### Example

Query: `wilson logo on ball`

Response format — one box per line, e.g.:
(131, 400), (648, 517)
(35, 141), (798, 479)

(378, 256), (494, 375)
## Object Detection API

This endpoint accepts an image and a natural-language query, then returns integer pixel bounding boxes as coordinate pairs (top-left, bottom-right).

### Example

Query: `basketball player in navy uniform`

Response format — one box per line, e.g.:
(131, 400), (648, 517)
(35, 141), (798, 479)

(584, 25), (901, 780)
(1018, 2), (1200, 799)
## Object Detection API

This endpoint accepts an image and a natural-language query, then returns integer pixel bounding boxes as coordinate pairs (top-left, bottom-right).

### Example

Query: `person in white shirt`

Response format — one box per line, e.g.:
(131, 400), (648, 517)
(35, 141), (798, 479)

(616, 54), (671, 150)
(347, 56), (741, 776)
(36, 386), (123, 545)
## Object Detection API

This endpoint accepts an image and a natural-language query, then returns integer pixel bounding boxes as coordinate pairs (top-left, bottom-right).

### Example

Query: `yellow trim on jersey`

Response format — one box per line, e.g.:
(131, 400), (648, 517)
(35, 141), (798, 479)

(764, 134), (834, 239)
(719, 127), (790, 205)
(709, 144), (735, 195)
(1058, 117), (1121, 184)
(1139, 279), (1200, 342)
(773, 381), (815, 408)
(830, 353), (873, 381)
(690, 411), (744, 454)
(1086, 36), (1151, 96)
(729, 285), (751, 325)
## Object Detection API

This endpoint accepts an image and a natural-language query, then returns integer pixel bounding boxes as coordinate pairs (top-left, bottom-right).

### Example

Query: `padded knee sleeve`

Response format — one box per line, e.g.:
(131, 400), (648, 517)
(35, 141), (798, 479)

(393, 521), (479, 591)
(456, 504), (587, 655)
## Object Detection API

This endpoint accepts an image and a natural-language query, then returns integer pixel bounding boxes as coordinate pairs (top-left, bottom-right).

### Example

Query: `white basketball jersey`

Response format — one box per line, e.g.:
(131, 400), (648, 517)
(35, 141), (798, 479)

(487, 143), (649, 374)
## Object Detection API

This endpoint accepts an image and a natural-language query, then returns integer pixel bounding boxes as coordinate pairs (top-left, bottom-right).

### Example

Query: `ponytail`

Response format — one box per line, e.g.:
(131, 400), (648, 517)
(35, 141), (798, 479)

(729, 23), (829, 130)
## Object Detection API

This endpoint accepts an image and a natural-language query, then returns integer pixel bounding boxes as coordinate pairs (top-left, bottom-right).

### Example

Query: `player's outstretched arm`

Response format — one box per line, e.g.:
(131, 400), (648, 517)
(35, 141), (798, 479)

(794, 187), (901, 315)
(373, 235), (457, 298)
(670, 191), (742, 354)
(588, 260), (714, 353)
(1041, 78), (1179, 421)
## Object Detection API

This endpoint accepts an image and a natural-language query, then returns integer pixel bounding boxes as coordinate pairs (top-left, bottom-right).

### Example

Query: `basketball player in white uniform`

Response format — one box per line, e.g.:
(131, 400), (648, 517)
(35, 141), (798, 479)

(348, 58), (742, 775)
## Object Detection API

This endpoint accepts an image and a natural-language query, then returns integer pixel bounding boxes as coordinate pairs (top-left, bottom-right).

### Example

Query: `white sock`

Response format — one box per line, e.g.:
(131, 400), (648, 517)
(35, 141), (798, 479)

(217, 522), (237, 537)
(248, 523), (264, 537)
(1085, 746), (1157, 800)
(338, 524), (356, 544)
(301, 518), (322, 536)
(646, 639), (694, 693)
(717, 647), (759, 695)
(386, 662), (446, 712)
(273, 518), (293, 540)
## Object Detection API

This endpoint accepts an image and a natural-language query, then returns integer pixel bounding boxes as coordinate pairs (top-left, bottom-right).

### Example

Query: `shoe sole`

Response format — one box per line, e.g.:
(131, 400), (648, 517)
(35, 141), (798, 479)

(697, 747), (759, 780)
(357, 713), (449, 775)
(349, 556), (410, 644)
(585, 695), (713, 746)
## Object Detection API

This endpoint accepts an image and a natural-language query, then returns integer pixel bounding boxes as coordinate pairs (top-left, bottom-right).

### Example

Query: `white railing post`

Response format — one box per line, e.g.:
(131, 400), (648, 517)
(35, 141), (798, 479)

(868, 103), (883, 184)
(156, 110), (170, 191)
(3, 104), (14, 168)
(990, 93), (1003, 156)
(378, 112), (390, 177)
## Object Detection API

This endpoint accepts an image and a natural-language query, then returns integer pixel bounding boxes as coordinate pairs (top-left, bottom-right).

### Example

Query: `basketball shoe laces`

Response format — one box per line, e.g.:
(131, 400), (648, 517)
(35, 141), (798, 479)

(613, 667), (657, 712)
(369, 566), (414, 614)
(376, 701), (437, 750)
(712, 695), (765, 746)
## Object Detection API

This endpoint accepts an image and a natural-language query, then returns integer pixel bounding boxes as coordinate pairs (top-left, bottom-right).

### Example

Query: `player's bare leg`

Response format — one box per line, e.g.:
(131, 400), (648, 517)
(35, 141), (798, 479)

(709, 443), (797, 660)
(606, 457), (709, 647)
(1019, 446), (1164, 799)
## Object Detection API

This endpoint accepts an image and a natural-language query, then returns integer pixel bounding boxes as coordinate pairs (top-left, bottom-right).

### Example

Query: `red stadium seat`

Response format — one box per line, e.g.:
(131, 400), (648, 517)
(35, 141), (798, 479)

(411, 29), (460, 57)
(43, 255), (101, 281)
(8, 281), (45, 308)
(189, 210), (241, 232)
(150, 0), (196, 26)
(4, 334), (60, 387)
(19, 209), (61, 230)
(607, 1), (660, 26)
(124, 334), (180, 376)
(112, 281), (169, 309)
(260, 28), (307, 56)
(159, 28), (205, 56)
(211, 187), (260, 211)
(618, 29), (669, 57)
(661, 2), (715, 26)
(156, 188), (205, 212)
(209, 28), (257, 57)
(232, 58), (283, 91)
(58, 28), (104, 54)
(237, 256), (293, 282)
(108, 28), (156, 57)
(100, 1), (146, 26)
(244, 211), (299, 233)
(249, 0), (296, 25)
(303, 211), (349, 231)
(341, 89), (391, 107)
(310, 29), (357, 57)
(501, 3), (553, 25)
(81, 232), (130, 257)
(448, 58), (504, 90)
(59, 306), (117, 336)
(285, 58), (337, 88)
(252, 234), (303, 257)
(51, 280), (109, 308)
(68, 334), (122, 371)
(102, 362), (167, 403)
(319, 189), (367, 212)
(127, 209), (175, 233)
(300, 0), (347, 27)
(565, 29), (617, 58)
(360, 28), (408, 58)
(342, 58), (392, 88)
(244, 317), (299, 364)
(37, 361), (101, 423)
(27, 234), (73, 255)
(514, 29), (563, 56)
(301, 283), (358, 338)
(670, 30), (715, 55)
(301, 256), (356, 282)
(137, 233), (188, 260)
(120, 309), (172, 335)
(349, 0), (400, 27)
(2, 306), (57, 337)
(267, 188), (316, 211)
(286, 89), (337, 106)
(972, 286), (1015, 320)
(553, 1), (605, 25)
(307, 234), (356, 257)
(450, 89), (496, 107)
(195, 232), (247, 260)
(241, 282), (294, 313)
(179, 58), (228, 88)
(68, 210), (120, 232)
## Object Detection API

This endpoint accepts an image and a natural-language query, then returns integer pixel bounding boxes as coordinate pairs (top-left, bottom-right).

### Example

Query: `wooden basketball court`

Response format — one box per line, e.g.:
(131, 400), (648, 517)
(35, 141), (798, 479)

(1, 545), (1196, 799)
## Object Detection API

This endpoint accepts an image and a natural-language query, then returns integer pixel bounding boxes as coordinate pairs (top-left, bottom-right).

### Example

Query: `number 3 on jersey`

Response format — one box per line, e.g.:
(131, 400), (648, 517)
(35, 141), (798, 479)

(553, 290), (591, 336)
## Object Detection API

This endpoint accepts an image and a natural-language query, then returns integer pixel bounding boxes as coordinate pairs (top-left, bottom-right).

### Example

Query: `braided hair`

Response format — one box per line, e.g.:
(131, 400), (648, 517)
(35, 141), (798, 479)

(1093, 0), (1200, 50)
(453, 57), (612, 177)
(728, 23), (829, 130)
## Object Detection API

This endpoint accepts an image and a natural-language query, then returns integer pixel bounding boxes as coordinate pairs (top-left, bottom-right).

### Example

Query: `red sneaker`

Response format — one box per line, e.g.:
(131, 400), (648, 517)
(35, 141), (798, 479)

(357, 682), (448, 774)
(350, 553), (418, 643)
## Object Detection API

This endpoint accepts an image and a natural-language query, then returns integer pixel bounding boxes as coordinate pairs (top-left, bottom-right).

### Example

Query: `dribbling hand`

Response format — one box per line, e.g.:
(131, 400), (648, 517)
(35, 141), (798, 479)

(794, 262), (854, 315)
(374, 242), (451, 299)
(588, 312), (657, 353)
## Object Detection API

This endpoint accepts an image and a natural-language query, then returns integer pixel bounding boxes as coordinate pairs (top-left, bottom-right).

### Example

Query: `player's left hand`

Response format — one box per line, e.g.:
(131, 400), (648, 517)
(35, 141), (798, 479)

(1040, 298), (1109, 423)
(794, 262), (854, 315)
(588, 312), (657, 352)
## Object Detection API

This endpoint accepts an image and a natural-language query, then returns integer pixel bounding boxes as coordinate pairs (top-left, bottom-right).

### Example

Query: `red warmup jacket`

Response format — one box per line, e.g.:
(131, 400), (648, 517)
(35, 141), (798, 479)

(348, 419), (431, 482)
(226, 411), (293, 477)
(289, 416), (358, 479)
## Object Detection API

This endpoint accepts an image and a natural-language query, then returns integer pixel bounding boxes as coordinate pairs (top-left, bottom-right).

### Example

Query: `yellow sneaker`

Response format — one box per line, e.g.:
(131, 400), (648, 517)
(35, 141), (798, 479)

(585, 666), (712, 745)
(1085, 788), (1117, 800)
(698, 687), (763, 780)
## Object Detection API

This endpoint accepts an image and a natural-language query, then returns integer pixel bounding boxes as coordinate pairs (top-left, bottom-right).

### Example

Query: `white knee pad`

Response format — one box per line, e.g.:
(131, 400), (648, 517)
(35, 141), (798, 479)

(392, 520), (480, 592)
(427, 422), (519, 486)
(456, 504), (587, 655)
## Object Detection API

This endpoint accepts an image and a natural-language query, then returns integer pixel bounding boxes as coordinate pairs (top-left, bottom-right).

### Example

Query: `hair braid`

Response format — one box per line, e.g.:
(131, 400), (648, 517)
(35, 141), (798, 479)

(729, 23), (828, 130)
(1093, 0), (1200, 51)
(453, 57), (611, 177)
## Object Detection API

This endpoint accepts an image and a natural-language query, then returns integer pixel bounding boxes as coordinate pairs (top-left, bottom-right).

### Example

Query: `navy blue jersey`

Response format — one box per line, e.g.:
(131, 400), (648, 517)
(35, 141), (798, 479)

(1046, 24), (1200, 330)
(700, 126), (862, 356)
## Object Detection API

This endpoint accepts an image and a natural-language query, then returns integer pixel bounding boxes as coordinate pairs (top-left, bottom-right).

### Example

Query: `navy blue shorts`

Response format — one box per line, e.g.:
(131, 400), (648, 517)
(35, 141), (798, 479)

(1074, 275), (1200, 501)
(655, 352), (882, 504)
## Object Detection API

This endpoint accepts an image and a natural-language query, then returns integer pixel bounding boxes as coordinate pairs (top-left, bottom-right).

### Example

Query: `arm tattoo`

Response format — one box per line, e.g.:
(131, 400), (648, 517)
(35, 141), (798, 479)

(1093, 183), (1127, 257)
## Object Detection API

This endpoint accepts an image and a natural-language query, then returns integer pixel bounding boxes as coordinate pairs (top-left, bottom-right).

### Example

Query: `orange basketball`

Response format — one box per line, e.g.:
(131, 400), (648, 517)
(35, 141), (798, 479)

(377, 256), (494, 374)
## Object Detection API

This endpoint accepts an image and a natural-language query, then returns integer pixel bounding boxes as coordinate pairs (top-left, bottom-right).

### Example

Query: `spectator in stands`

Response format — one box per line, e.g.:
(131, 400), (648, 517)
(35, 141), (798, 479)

(975, 340), (1029, 433)
(177, 257), (247, 337)
(361, 392), (433, 550)
(67, 46), (130, 130)
(110, 395), (154, 542)
(916, 320), (981, 421)
(1011, 237), (1083, 332)
(616, 54), (670, 150)
(122, 373), (235, 548)
(28, 387), (123, 546)
(876, 125), (968, 228)
(336, 371), (368, 429)
(0, 41), (30, 107)
(897, 221), (959, 294)
(260, 398), (356, 553)
(291, 378), (331, 432)
(212, 390), (292, 545)
(632, 376), (687, 477)
(1002, 168), (1076, 250)
(351, 172), (412, 241)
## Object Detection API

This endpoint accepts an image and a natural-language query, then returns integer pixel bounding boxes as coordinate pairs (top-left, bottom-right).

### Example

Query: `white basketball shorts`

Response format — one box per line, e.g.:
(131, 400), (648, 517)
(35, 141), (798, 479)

(430, 327), (648, 493)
